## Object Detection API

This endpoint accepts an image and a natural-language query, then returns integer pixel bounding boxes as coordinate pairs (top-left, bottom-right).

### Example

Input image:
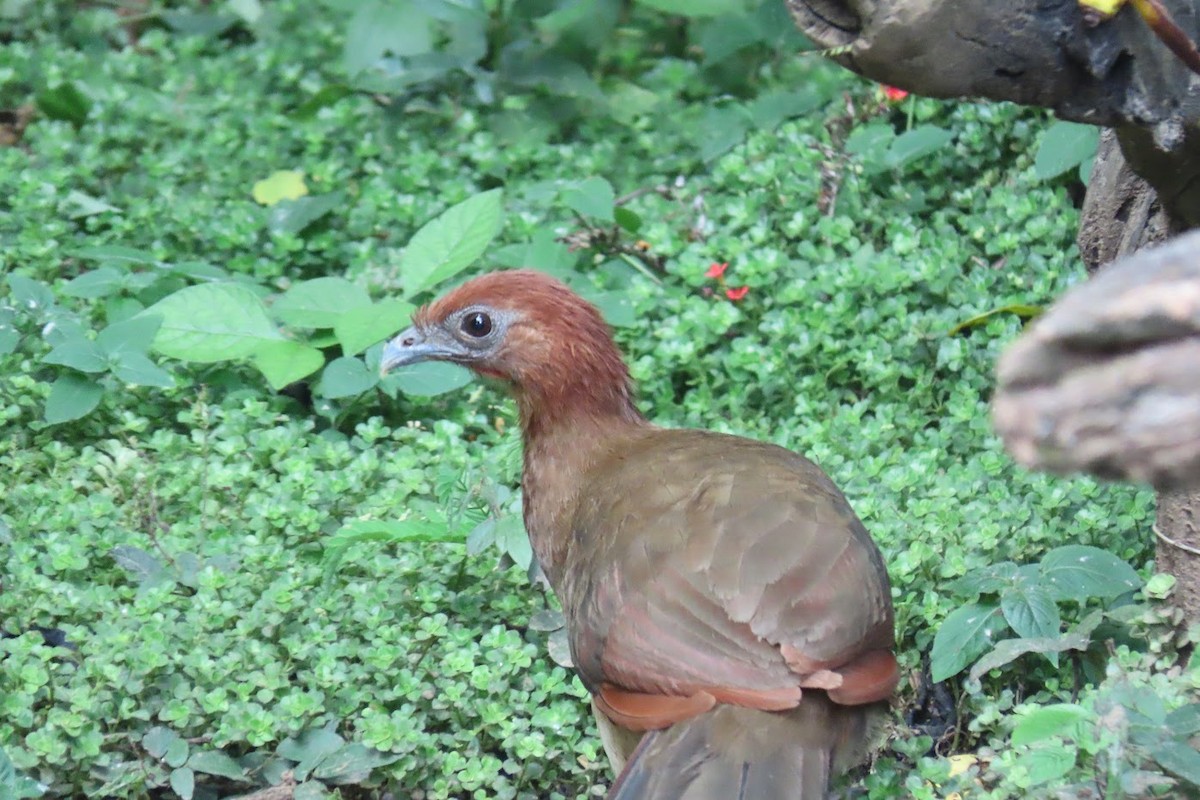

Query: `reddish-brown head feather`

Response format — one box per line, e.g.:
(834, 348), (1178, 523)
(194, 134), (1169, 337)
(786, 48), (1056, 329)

(414, 270), (642, 431)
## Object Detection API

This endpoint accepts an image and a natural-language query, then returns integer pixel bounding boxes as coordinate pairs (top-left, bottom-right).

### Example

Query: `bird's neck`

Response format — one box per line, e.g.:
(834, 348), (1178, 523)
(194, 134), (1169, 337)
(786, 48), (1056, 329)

(517, 382), (647, 591)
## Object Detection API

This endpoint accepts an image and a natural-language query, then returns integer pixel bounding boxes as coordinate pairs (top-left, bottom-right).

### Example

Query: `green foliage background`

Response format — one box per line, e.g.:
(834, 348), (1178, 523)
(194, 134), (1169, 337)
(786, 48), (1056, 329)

(0, 1), (1187, 799)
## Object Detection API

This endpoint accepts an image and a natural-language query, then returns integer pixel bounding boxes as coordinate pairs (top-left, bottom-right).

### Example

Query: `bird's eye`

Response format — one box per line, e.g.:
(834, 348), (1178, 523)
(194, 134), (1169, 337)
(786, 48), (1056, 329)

(461, 312), (493, 338)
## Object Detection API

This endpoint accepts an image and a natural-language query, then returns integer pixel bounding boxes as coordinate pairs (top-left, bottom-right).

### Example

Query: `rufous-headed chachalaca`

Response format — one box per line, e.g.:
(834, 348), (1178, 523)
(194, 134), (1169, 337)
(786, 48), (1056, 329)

(381, 269), (898, 799)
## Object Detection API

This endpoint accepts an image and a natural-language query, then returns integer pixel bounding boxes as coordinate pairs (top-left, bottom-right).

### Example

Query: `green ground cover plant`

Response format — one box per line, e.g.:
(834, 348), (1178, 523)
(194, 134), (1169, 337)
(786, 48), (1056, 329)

(1, 1), (1188, 798)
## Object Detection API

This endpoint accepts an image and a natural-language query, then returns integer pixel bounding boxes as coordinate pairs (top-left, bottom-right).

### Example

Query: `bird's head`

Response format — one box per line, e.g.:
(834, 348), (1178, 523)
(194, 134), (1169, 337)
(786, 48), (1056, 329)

(382, 269), (639, 425)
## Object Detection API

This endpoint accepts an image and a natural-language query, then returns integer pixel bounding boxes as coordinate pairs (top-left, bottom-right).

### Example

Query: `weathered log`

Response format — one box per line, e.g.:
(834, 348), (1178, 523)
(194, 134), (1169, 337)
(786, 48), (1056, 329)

(786, 0), (1200, 224)
(992, 229), (1200, 489)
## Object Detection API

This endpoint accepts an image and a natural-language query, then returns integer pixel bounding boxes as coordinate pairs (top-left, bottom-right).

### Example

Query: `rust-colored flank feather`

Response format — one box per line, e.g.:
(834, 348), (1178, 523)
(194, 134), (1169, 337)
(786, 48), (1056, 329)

(407, 269), (898, 799)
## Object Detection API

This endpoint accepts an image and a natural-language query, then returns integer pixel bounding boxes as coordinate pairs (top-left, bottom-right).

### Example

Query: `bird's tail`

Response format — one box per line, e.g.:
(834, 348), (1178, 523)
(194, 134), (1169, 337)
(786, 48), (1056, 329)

(606, 694), (877, 800)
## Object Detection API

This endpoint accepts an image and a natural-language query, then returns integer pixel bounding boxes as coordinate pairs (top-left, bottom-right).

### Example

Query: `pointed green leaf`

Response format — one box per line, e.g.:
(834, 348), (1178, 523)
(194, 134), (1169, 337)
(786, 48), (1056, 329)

(186, 750), (247, 781)
(97, 315), (163, 358)
(142, 283), (283, 362)
(44, 374), (104, 423)
(1017, 742), (1077, 785)
(142, 727), (181, 760)
(273, 278), (371, 329)
(70, 245), (159, 265)
(62, 267), (125, 298)
(384, 361), (473, 397)
(43, 338), (107, 373)
(169, 767), (194, 800)
(1012, 704), (1091, 747)
(401, 189), (503, 297)
(317, 356), (378, 398)
(112, 352), (174, 388)
(1035, 121), (1100, 181)
(886, 125), (953, 169)
(563, 177), (615, 223)
(267, 192), (344, 236)
(7, 275), (55, 314)
(1040, 545), (1142, 602)
(930, 602), (1006, 682)
(334, 299), (414, 356)
(35, 81), (91, 128)
(1001, 578), (1061, 641)
(251, 340), (325, 390)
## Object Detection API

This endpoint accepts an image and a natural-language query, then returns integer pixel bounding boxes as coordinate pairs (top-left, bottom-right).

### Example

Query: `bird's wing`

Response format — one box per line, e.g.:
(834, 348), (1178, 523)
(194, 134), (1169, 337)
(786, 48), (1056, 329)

(562, 430), (896, 727)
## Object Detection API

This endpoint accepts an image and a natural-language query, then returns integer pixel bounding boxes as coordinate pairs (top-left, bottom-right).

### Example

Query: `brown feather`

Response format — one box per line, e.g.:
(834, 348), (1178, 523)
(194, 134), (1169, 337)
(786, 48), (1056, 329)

(411, 270), (898, 798)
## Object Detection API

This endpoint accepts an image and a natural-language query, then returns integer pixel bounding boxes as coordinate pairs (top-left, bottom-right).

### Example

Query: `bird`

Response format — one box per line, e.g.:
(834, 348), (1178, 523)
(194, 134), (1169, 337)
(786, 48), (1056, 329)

(381, 269), (899, 799)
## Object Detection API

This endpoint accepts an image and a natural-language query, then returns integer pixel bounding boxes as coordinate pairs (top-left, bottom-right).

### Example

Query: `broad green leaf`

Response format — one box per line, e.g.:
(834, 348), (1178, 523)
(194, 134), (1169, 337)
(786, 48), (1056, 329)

(947, 561), (1019, 598)
(586, 290), (636, 328)
(699, 105), (751, 162)
(142, 727), (181, 760)
(845, 123), (895, 160)
(1035, 121), (1100, 180)
(63, 190), (119, 219)
(44, 374), (104, 424)
(252, 170), (308, 206)
(317, 356), (378, 398)
(35, 81), (91, 128)
(267, 192), (344, 236)
(1017, 741), (1077, 785)
(529, 608), (565, 631)
(110, 545), (168, 587)
(312, 743), (401, 782)
(164, 738), (189, 768)
(635, 0), (743, 17)
(293, 782), (328, 800)
(251, 340), (325, 390)
(97, 314), (162, 358)
(70, 245), (158, 265)
(1040, 545), (1142, 602)
(0, 310), (18, 355)
(466, 518), (496, 556)
(968, 610), (1102, 681)
(342, 0), (435, 75)
(143, 283), (283, 362)
(169, 261), (228, 281)
(328, 518), (463, 547)
(496, 515), (533, 570)
(7, 274), (55, 313)
(1166, 702), (1200, 734)
(614, 207), (642, 234)
(62, 267), (125, 299)
(1000, 578), (1061, 641)
(1012, 704), (1091, 747)
(277, 729), (345, 764)
(43, 338), (106, 373)
(887, 125), (954, 169)
(563, 177), (615, 223)
(187, 750), (247, 781)
(273, 277), (371, 329)
(401, 189), (504, 297)
(293, 84), (355, 120)
(930, 602), (1006, 682)
(547, 627), (573, 668)
(111, 352), (175, 388)
(385, 361), (473, 396)
(160, 11), (238, 36)
(169, 768), (194, 800)
(948, 304), (1042, 336)
(334, 298), (415, 356)
(748, 88), (821, 130)
(1155, 740), (1200, 784)
(0, 744), (44, 798)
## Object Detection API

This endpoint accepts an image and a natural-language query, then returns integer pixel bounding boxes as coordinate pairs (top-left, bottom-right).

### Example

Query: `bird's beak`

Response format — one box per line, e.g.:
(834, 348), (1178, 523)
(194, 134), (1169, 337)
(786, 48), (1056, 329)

(380, 326), (461, 374)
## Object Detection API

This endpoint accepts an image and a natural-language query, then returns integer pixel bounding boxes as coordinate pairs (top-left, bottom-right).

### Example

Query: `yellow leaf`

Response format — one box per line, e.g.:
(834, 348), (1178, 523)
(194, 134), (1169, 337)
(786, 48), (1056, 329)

(1078, 0), (1126, 17)
(252, 170), (308, 206)
(948, 754), (977, 778)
